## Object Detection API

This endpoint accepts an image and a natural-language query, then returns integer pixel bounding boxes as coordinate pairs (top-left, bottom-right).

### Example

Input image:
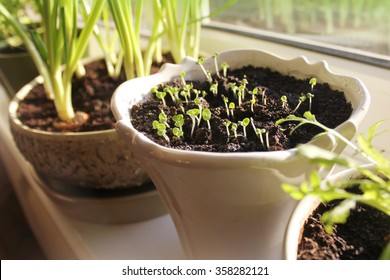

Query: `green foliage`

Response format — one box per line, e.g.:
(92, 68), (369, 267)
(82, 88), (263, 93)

(292, 93), (307, 113)
(0, 0), (37, 48)
(280, 117), (390, 259)
(280, 95), (288, 109)
(0, 0), (105, 122)
(239, 117), (250, 138)
(152, 120), (170, 142)
(153, 87), (167, 106)
(187, 108), (200, 138)
(197, 57), (212, 83)
(221, 61), (229, 77)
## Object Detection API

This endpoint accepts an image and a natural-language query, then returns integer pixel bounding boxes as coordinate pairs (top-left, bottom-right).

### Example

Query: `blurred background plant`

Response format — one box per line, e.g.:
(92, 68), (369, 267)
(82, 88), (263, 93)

(0, 0), (39, 50)
(210, 0), (390, 56)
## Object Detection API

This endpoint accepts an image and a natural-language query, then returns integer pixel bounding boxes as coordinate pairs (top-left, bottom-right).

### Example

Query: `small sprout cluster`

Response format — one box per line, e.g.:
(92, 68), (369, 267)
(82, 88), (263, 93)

(152, 111), (170, 142)
(148, 53), (322, 151)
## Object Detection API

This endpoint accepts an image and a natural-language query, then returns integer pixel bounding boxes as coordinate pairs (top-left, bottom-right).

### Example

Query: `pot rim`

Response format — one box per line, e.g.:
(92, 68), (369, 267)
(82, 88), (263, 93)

(112, 48), (371, 161)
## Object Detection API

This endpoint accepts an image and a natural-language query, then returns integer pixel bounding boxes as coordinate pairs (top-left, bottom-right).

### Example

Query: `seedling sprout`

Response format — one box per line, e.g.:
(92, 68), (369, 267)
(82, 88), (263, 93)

(260, 88), (267, 105)
(307, 92), (314, 112)
(197, 57), (212, 83)
(210, 82), (219, 97)
(153, 87), (167, 107)
(309, 77), (317, 90)
(202, 108), (212, 131)
(152, 120), (170, 142)
(158, 111), (170, 128)
(250, 87), (259, 112)
(239, 118), (250, 139)
(255, 128), (267, 150)
(187, 108), (200, 138)
(221, 95), (230, 117)
(241, 78), (248, 100)
(231, 123), (238, 139)
(212, 53), (220, 78)
(221, 62), (229, 77)
(281, 95), (288, 109)
(180, 71), (187, 85)
(228, 82), (238, 99)
(223, 120), (231, 138)
(172, 114), (184, 131)
(307, 77), (317, 112)
(292, 93), (307, 113)
(229, 102), (235, 119)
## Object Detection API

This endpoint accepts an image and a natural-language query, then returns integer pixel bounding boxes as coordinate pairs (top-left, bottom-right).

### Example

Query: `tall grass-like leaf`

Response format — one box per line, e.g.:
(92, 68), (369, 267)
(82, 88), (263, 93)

(0, 0), (105, 122)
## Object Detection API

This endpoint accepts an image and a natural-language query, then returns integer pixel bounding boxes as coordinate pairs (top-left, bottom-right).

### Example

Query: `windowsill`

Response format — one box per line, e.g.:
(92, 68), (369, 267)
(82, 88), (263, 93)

(1, 27), (389, 259)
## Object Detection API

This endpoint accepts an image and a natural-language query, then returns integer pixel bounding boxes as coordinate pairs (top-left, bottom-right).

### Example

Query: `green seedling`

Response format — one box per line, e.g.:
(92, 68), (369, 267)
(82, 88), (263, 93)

(221, 62), (229, 77)
(292, 93), (307, 113)
(152, 120), (169, 142)
(197, 57), (212, 83)
(239, 117), (250, 138)
(193, 89), (200, 99)
(307, 92), (314, 112)
(164, 85), (180, 103)
(260, 88), (267, 105)
(281, 95), (288, 109)
(309, 77), (317, 91)
(178, 102), (186, 114)
(194, 97), (204, 126)
(223, 120), (231, 138)
(202, 108), (212, 131)
(210, 82), (219, 97)
(180, 71), (187, 85)
(241, 78), (248, 100)
(250, 87), (259, 112)
(255, 128), (268, 150)
(172, 114), (184, 130)
(153, 87), (167, 107)
(186, 108), (200, 138)
(228, 102), (236, 119)
(228, 82), (238, 99)
(231, 122), (238, 139)
(221, 95), (230, 117)
(307, 77), (317, 112)
(237, 86), (243, 106)
(172, 127), (184, 138)
(158, 111), (170, 128)
(181, 84), (193, 103)
(212, 53), (220, 78)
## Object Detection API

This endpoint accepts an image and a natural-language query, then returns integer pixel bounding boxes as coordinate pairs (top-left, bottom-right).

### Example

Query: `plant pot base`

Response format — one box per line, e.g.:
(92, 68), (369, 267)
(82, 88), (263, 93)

(29, 165), (167, 224)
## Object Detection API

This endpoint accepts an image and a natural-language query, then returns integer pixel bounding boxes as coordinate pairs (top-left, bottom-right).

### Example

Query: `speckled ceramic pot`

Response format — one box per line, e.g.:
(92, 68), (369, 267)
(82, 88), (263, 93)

(9, 75), (150, 190)
(112, 49), (371, 259)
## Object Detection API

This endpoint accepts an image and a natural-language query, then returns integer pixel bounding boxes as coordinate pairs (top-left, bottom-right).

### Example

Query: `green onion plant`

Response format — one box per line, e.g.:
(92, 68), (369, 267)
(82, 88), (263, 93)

(0, 0), (105, 122)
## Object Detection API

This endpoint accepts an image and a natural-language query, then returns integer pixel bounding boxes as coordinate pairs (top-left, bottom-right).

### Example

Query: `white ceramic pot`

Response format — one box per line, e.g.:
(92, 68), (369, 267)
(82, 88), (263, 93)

(112, 49), (370, 259)
(283, 165), (375, 260)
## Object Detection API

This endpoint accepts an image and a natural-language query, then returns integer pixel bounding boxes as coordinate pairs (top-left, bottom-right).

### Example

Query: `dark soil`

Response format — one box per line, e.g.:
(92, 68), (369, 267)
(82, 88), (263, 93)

(131, 65), (353, 152)
(16, 54), (174, 132)
(298, 201), (390, 260)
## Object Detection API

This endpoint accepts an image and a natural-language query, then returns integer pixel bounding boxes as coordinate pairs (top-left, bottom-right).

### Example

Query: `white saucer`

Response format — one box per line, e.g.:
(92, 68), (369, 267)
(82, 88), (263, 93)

(28, 166), (167, 224)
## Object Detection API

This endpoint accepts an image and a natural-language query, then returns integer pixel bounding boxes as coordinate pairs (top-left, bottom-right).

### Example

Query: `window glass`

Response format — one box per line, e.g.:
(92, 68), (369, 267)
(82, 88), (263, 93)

(209, 0), (390, 57)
